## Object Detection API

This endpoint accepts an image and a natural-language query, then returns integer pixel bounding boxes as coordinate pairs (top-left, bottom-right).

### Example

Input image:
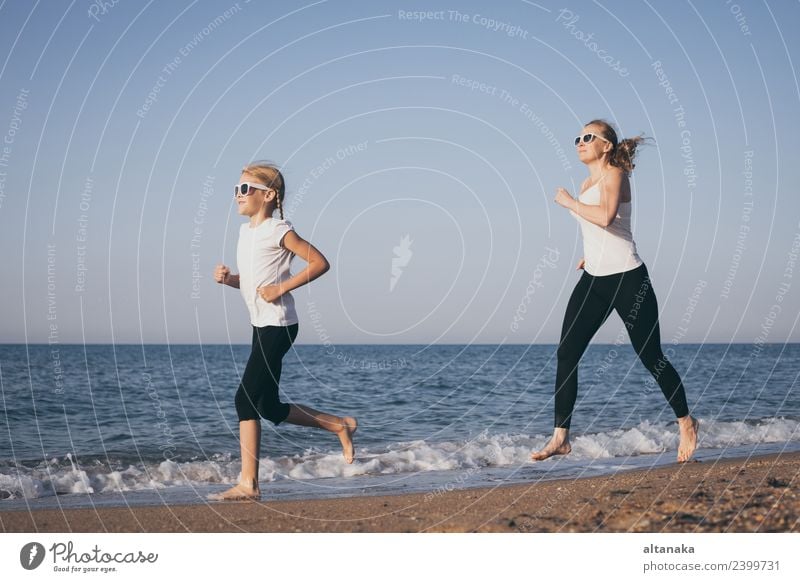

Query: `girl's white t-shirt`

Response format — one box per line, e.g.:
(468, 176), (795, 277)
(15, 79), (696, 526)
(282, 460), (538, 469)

(236, 218), (298, 327)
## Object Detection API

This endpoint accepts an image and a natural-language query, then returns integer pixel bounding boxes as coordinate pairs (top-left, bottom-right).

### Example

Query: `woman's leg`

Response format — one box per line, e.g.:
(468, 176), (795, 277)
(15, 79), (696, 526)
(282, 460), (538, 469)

(532, 272), (615, 460)
(613, 265), (698, 462)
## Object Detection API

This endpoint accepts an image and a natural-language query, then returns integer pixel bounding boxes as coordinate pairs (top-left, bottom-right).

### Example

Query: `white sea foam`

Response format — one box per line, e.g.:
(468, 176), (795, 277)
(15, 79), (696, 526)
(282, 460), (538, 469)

(0, 417), (797, 500)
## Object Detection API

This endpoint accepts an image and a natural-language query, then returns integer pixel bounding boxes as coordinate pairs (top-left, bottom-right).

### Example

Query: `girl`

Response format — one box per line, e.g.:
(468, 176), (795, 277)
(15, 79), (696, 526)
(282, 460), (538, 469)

(531, 120), (699, 463)
(211, 161), (357, 501)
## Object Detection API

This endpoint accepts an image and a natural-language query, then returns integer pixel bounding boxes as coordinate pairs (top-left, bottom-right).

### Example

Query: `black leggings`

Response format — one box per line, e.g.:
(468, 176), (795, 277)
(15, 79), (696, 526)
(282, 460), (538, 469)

(235, 324), (299, 423)
(554, 263), (689, 429)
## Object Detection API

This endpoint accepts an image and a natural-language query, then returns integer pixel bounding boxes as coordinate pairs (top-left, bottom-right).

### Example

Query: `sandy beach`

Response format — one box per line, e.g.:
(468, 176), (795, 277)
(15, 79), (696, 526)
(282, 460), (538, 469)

(2, 451), (797, 533)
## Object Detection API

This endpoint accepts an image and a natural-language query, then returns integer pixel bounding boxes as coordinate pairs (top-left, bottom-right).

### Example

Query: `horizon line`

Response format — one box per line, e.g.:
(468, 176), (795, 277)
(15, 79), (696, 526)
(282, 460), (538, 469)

(3, 342), (798, 347)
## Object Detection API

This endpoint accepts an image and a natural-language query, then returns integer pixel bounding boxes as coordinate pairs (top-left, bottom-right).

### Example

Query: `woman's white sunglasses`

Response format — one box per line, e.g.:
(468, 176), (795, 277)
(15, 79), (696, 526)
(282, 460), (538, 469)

(234, 182), (272, 198)
(574, 132), (611, 146)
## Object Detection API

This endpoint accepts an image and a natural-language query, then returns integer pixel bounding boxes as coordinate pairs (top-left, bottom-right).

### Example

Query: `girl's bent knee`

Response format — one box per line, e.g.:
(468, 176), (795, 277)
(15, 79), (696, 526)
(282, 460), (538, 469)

(260, 402), (291, 425)
(235, 389), (258, 422)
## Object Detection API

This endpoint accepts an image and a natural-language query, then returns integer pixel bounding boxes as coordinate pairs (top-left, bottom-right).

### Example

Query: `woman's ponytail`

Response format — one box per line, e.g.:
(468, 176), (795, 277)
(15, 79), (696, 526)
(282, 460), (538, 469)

(585, 118), (651, 174)
(610, 136), (646, 174)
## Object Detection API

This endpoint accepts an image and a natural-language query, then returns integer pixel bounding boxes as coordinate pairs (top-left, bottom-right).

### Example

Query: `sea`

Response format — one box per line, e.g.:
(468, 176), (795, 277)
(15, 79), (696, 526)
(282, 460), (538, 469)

(1, 343), (798, 511)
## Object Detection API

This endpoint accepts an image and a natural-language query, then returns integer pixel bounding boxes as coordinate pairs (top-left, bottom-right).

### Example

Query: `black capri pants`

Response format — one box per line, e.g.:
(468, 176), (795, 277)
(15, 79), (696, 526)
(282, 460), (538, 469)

(235, 323), (299, 423)
(554, 263), (689, 429)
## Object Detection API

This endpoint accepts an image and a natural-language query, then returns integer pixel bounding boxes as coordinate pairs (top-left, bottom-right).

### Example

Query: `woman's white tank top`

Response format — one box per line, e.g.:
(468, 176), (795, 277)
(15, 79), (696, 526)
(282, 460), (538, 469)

(571, 179), (643, 276)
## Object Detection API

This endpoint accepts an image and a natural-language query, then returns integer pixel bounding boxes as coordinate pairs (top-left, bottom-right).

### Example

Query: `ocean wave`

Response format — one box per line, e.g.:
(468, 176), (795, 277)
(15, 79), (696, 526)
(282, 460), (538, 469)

(1, 417), (797, 500)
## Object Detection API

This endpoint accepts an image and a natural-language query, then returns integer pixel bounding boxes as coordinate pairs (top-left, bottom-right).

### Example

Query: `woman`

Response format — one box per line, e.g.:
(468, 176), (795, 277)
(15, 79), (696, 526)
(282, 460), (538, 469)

(210, 161), (357, 501)
(531, 120), (699, 463)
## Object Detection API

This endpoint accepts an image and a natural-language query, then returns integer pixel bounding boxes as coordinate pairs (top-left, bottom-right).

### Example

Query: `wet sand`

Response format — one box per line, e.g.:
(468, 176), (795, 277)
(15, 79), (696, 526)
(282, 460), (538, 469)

(2, 451), (798, 533)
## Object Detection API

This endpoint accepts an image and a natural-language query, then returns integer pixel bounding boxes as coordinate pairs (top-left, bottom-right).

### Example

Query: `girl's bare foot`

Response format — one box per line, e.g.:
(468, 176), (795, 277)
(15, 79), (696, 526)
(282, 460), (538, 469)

(677, 415), (699, 462)
(531, 439), (572, 461)
(531, 429), (572, 461)
(207, 482), (260, 501)
(337, 417), (357, 464)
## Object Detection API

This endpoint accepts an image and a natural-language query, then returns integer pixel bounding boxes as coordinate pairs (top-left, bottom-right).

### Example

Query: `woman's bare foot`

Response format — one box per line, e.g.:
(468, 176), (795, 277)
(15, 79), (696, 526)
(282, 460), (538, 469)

(337, 417), (357, 464)
(531, 429), (571, 461)
(207, 481), (260, 501)
(677, 415), (699, 462)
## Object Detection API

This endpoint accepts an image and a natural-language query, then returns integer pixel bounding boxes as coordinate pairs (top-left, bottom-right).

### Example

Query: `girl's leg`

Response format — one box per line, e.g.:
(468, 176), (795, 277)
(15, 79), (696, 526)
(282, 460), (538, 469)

(284, 404), (358, 464)
(238, 419), (261, 490)
(614, 265), (698, 462)
(235, 325), (358, 467)
(211, 325), (294, 501)
(210, 325), (358, 502)
(210, 328), (268, 500)
(208, 420), (262, 500)
(251, 325), (357, 462)
(532, 272), (614, 460)
(245, 324), (297, 426)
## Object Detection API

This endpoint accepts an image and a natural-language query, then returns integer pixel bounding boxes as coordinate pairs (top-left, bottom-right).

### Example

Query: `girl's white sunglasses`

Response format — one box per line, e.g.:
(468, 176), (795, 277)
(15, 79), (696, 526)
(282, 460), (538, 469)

(234, 182), (272, 198)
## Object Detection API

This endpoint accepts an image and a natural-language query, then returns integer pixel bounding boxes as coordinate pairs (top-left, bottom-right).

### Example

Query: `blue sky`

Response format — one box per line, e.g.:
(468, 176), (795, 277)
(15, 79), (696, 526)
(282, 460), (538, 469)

(1, 0), (798, 345)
